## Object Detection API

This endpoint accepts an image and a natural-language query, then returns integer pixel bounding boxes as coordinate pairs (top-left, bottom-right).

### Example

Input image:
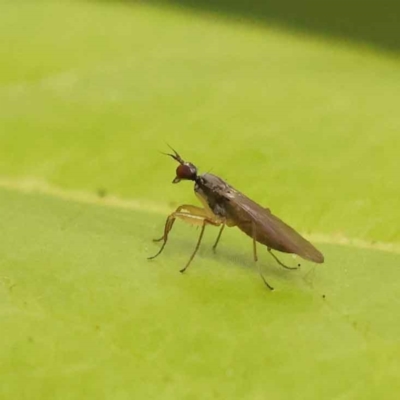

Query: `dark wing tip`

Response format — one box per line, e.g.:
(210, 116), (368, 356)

(306, 249), (324, 264)
(314, 253), (325, 264)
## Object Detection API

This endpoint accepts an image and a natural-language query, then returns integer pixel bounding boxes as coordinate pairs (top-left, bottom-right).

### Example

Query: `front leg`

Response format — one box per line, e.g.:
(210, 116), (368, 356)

(152, 205), (206, 243)
(148, 205), (223, 272)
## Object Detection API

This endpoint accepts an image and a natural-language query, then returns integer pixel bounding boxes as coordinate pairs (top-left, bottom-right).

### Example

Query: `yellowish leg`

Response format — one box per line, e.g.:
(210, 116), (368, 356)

(180, 220), (207, 273)
(153, 205), (204, 242)
(212, 224), (225, 253)
(252, 222), (274, 290)
(253, 231), (258, 262)
(148, 205), (223, 273)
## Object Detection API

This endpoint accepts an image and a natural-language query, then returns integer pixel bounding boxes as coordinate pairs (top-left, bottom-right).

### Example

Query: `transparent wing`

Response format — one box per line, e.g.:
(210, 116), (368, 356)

(221, 187), (324, 263)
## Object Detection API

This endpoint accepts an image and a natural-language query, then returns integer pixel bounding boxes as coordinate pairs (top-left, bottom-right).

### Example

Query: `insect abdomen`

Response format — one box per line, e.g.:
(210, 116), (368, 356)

(237, 219), (324, 262)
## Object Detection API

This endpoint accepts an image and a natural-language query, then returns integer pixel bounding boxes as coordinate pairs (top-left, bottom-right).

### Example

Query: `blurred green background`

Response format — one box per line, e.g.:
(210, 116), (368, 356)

(1, 1), (399, 399)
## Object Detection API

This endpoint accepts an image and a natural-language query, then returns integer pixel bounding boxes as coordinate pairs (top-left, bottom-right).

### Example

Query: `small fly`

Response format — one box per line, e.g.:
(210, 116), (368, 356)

(149, 147), (324, 290)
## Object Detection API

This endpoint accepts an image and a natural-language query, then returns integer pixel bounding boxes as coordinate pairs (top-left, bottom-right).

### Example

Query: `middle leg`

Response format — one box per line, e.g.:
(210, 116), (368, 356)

(212, 224), (225, 253)
(252, 222), (274, 290)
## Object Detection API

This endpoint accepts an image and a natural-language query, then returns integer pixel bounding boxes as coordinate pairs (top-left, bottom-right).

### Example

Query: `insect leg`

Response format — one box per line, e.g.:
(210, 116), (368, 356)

(180, 220), (207, 273)
(252, 222), (274, 290)
(152, 204), (203, 242)
(252, 233), (258, 262)
(212, 224), (225, 253)
(149, 210), (203, 259)
(257, 262), (274, 290)
(149, 205), (222, 268)
(153, 217), (175, 242)
(148, 215), (176, 259)
(267, 248), (299, 270)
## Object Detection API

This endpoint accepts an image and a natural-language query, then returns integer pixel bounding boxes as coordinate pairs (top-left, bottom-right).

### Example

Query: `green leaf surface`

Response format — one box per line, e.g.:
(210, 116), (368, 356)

(0, 187), (399, 399)
(0, 0), (399, 398)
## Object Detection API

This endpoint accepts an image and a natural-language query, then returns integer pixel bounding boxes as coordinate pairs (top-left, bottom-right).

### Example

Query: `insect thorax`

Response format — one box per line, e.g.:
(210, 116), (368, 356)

(194, 174), (230, 218)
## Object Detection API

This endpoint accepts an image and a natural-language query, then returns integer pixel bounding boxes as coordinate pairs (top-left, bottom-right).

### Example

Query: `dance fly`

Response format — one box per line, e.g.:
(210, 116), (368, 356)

(149, 148), (324, 289)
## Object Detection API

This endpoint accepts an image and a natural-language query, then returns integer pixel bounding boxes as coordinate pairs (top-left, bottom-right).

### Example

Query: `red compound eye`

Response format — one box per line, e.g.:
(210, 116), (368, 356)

(173, 163), (197, 183)
(176, 164), (193, 179)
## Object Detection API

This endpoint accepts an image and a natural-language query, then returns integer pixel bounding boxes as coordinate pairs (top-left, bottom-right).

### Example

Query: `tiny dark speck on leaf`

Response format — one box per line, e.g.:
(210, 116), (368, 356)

(97, 188), (108, 198)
